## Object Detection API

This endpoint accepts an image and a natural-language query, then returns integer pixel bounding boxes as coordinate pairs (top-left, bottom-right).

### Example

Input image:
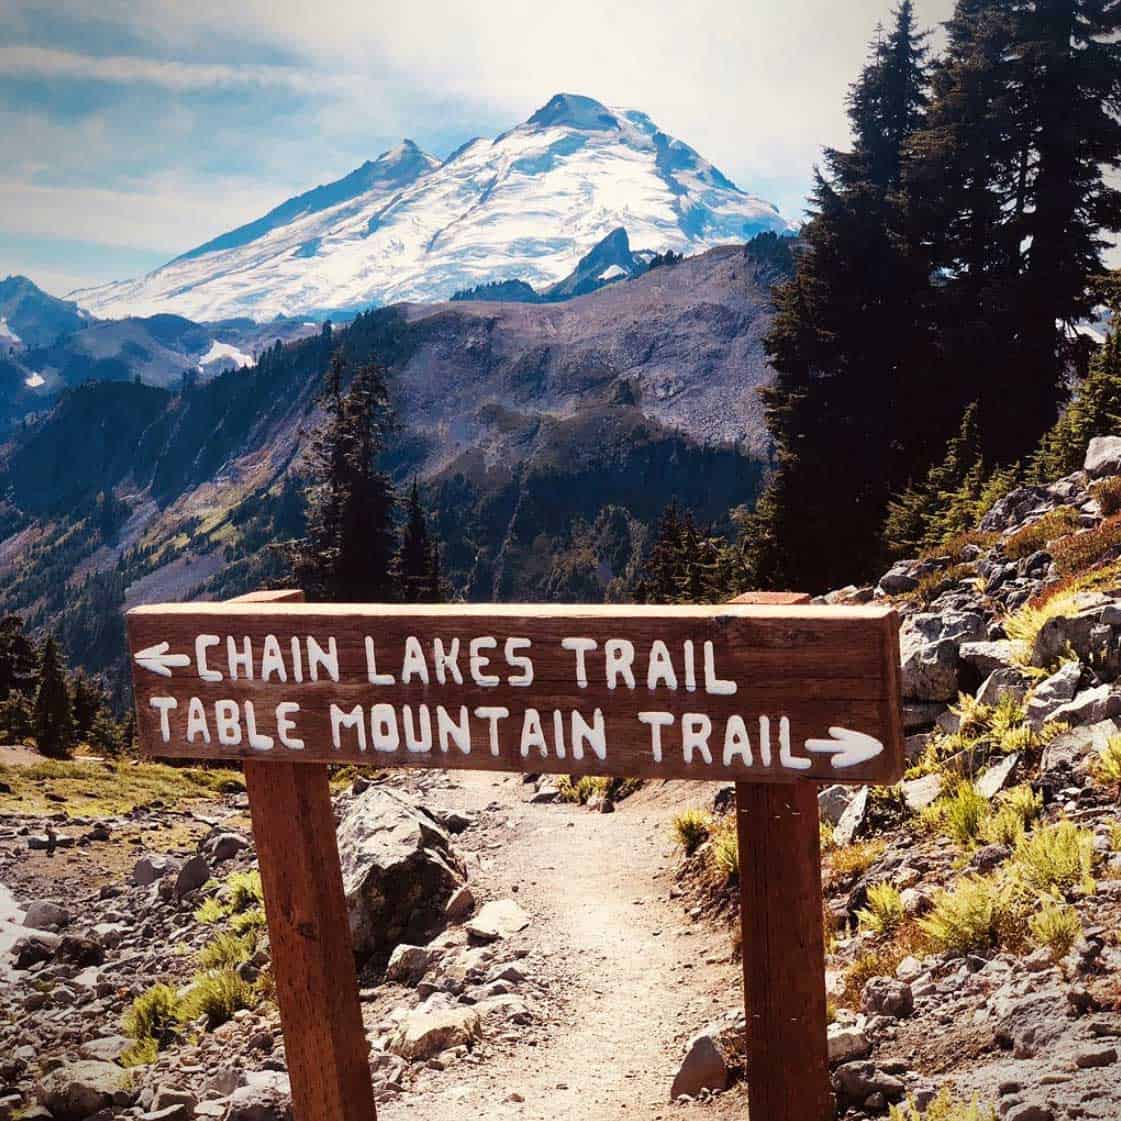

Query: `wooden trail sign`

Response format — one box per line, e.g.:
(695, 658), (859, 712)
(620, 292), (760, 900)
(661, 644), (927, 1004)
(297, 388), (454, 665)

(126, 592), (904, 1121)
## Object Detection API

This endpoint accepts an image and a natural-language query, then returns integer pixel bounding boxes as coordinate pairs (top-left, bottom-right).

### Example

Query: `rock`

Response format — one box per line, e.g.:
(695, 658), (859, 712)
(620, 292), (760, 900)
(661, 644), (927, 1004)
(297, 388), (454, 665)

(207, 833), (249, 863)
(336, 787), (466, 965)
(1031, 598), (1114, 669)
(466, 900), (530, 942)
(132, 855), (177, 887)
(1084, 435), (1121, 478)
(833, 786), (869, 846)
(860, 977), (914, 1019)
(976, 753), (1018, 799)
(11, 931), (59, 969)
(878, 560), (924, 595)
(22, 900), (69, 932)
(444, 885), (475, 923)
(77, 1037), (130, 1063)
(385, 944), (433, 983)
(1074, 1044), (1117, 1068)
(832, 1061), (905, 1105)
(970, 843), (1011, 872)
(904, 732), (931, 763)
(827, 1024), (871, 1066)
(670, 1030), (733, 1098)
(818, 785), (854, 827)
(1049, 684), (1121, 728)
(152, 1086), (197, 1113)
(1042, 719), (1121, 772)
(55, 933), (105, 967)
(1026, 661), (1082, 725)
(388, 1007), (482, 1060)
(1004, 1105), (1053, 1121)
(223, 1071), (292, 1121)
(903, 702), (947, 731)
(902, 774), (942, 813)
(36, 1061), (133, 1120)
(959, 640), (1015, 673)
(977, 667), (1030, 706)
(899, 612), (985, 701)
(175, 854), (211, 898)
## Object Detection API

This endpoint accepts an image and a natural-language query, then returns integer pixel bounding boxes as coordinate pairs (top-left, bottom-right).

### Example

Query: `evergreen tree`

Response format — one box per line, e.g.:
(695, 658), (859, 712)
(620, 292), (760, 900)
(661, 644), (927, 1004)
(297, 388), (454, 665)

(393, 479), (443, 603)
(34, 635), (74, 759)
(292, 351), (397, 601)
(750, 2), (931, 591)
(0, 614), (37, 699)
(70, 670), (104, 742)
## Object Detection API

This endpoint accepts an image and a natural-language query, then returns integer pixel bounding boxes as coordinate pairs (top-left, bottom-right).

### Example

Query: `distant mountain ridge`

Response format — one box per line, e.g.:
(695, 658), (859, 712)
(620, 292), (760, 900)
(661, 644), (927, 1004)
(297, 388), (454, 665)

(71, 93), (794, 322)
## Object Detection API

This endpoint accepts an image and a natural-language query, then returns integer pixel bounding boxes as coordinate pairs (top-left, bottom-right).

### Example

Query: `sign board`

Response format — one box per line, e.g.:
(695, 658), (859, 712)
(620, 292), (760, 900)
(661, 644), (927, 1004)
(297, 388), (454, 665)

(127, 602), (903, 784)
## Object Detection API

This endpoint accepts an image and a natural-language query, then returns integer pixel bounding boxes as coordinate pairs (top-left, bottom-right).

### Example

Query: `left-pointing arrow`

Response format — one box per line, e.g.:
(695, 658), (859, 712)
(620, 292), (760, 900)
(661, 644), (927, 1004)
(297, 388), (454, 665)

(134, 642), (191, 678)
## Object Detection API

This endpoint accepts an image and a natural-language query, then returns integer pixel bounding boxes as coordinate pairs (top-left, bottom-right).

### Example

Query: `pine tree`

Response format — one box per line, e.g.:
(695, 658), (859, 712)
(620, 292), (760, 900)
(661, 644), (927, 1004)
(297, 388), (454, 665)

(71, 670), (104, 742)
(0, 614), (37, 699)
(393, 479), (442, 603)
(750, 2), (931, 591)
(34, 636), (74, 760)
(292, 351), (397, 601)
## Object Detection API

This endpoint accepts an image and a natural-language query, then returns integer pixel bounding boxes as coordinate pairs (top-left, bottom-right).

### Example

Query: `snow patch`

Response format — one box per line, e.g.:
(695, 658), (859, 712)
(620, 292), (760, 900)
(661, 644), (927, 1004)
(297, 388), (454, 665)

(197, 339), (255, 370)
(24, 372), (45, 388)
(597, 264), (628, 281)
(0, 318), (21, 346)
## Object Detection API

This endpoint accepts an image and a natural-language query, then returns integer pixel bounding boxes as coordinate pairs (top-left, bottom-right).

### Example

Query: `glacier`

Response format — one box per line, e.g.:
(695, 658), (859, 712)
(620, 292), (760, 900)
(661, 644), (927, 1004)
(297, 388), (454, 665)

(72, 93), (795, 322)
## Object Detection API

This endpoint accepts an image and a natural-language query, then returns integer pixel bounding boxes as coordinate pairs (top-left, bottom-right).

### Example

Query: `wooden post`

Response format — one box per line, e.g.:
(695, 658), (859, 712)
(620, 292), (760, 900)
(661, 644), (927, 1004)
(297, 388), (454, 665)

(232, 591), (377, 1121)
(732, 591), (831, 1121)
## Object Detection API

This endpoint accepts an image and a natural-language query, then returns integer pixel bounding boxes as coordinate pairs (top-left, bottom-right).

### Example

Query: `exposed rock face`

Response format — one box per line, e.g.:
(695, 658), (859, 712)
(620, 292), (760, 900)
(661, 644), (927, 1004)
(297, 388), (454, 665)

(900, 613), (986, 701)
(388, 1006), (482, 1061)
(336, 788), (466, 965)
(1085, 435), (1121, 478)
(36, 1060), (133, 1120)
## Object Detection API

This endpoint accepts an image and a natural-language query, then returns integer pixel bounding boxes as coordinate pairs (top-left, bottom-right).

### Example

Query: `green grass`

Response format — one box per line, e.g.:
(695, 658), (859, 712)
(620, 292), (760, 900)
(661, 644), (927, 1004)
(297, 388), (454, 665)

(1029, 902), (1083, 961)
(890, 1089), (996, 1121)
(1095, 735), (1121, 784)
(672, 808), (712, 855)
(919, 876), (1007, 954)
(179, 968), (255, 1029)
(857, 881), (905, 935)
(197, 931), (257, 971)
(1011, 820), (1096, 897)
(0, 758), (243, 816)
(121, 983), (180, 1051)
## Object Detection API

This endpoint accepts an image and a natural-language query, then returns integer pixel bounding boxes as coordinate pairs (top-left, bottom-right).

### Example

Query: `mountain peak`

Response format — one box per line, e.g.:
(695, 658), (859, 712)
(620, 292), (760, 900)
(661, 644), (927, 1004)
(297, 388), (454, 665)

(526, 93), (622, 132)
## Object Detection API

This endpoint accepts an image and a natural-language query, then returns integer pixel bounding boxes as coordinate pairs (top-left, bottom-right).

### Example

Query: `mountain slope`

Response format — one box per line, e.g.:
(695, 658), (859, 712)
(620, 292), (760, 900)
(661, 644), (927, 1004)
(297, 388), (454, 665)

(72, 94), (793, 321)
(0, 276), (88, 350)
(0, 238), (788, 690)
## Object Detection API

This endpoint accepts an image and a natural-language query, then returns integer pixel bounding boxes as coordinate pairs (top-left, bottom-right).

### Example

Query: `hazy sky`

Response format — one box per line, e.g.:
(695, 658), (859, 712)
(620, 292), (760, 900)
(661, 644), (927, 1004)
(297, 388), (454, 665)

(0, 0), (956, 297)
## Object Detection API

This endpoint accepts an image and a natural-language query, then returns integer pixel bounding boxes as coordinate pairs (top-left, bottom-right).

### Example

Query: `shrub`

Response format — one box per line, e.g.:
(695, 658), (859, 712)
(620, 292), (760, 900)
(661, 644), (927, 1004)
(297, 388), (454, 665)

(227, 871), (264, 912)
(194, 897), (227, 925)
(912, 564), (975, 607)
(1005, 586), (1088, 665)
(919, 876), (1004, 954)
(982, 785), (1043, 846)
(120, 1036), (159, 1068)
(122, 983), (180, 1048)
(198, 931), (256, 971)
(1029, 902), (1083, 961)
(1095, 734), (1121, 784)
(707, 818), (740, 882)
(1012, 820), (1096, 897)
(930, 530), (1000, 563)
(230, 906), (268, 936)
(179, 968), (255, 1029)
(890, 1088), (997, 1121)
(941, 783), (990, 847)
(828, 838), (887, 879)
(672, 808), (712, 855)
(857, 882), (905, 935)
(1049, 515), (1121, 577)
(1093, 477), (1121, 517)
(1003, 506), (1080, 560)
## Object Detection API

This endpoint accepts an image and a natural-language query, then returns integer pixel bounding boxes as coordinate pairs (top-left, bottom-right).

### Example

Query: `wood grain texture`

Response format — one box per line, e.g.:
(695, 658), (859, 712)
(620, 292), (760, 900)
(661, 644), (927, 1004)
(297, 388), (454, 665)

(126, 602), (904, 784)
(235, 591), (377, 1121)
(737, 781), (832, 1121)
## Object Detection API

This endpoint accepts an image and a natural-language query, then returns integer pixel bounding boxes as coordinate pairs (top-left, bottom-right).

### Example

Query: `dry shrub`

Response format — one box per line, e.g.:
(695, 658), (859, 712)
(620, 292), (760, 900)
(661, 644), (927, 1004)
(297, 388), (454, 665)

(1050, 515), (1121, 576)
(1003, 506), (1080, 560)
(1093, 477), (1121, 517)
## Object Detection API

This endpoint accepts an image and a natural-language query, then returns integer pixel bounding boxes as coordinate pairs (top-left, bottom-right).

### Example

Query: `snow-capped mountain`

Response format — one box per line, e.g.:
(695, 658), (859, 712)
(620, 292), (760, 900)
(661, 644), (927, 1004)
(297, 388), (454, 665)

(72, 93), (794, 322)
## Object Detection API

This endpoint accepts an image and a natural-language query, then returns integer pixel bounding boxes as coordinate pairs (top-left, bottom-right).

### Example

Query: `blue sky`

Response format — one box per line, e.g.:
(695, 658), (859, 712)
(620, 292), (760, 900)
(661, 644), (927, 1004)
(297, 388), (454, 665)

(1, 0), (954, 297)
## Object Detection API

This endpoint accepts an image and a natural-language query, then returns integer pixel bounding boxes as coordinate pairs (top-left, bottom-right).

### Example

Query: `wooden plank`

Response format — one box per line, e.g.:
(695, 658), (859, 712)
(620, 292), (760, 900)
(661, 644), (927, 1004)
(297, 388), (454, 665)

(126, 601), (904, 784)
(737, 781), (832, 1121)
(234, 591), (376, 1121)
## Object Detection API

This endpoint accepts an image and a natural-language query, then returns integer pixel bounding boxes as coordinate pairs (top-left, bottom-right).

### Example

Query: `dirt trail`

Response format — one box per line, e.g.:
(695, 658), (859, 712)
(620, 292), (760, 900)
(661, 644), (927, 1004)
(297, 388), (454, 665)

(381, 772), (748, 1121)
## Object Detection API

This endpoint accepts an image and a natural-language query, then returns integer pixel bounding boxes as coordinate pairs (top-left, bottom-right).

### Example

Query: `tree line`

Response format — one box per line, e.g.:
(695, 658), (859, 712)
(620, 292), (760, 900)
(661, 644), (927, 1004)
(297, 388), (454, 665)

(745, 0), (1121, 592)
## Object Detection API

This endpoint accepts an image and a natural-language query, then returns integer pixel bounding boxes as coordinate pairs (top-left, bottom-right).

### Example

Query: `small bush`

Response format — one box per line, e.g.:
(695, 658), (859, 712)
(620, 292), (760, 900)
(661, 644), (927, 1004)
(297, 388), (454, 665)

(122, 983), (180, 1048)
(919, 876), (1004, 954)
(672, 808), (712, 855)
(930, 530), (1000, 563)
(1029, 902), (1083, 961)
(230, 906), (268, 936)
(120, 1036), (159, 1067)
(1095, 734), (1121, 784)
(194, 897), (227, 925)
(828, 838), (887, 878)
(1092, 477), (1121, 517)
(1051, 515), (1121, 577)
(982, 784), (1043, 847)
(857, 881), (905, 935)
(198, 931), (256, 971)
(953, 693), (993, 739)
(1005, 587), (1089, 665)
(1003, 506), (1080, 560)
(912, 564), (975, 607)
(706, 818), (739, 882)
(227, 871), (264, 912)
(940, 783), (990, 848)
(890, 1088), (997, 1121)
(1011, 820), (1096, 897)
(179, 968), (255, 1029)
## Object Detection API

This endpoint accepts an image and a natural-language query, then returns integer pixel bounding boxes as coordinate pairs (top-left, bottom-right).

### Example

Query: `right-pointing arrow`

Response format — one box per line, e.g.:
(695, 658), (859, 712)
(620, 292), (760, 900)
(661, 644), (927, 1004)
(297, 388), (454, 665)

(804, 727), (884, 769)
(134, 642), (191, 678)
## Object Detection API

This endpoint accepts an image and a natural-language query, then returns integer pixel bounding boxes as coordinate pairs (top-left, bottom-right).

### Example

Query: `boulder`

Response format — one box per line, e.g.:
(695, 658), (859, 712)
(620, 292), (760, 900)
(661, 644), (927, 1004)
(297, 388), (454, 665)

(670, 1029), (734, 1098)
(818, 785), (854, 827)
(977, 667), (1030, 706)
(175, 854), (211, 898)
(832, 1061), (906, 1105)
(78, 1036), (130, 1063)
(223, 1071), (292, 1121)
(976, 753), (1018, 799)
(861, 977), (914, 1019)
(385, 944), (433, 983)
(36, 1061), (133, 1120)
(11, 931), (59, 969)
(336, 787), (466, 965)
(1084, 436), (1121, 478)
(1041, 719), (1121, 773)
(1049, 685), (1121, 728)
(206, 833), (249, 863)
(55, 932), (104, 967)
(959, 640), (1015, 674)
(1026, 661), (1083, 726)
(133, 855), (178, 887)
(466, 899), (530, 943)
(877, 560), (925, 595)
(827, 1024), (872, 1066)
(902, 774), (942, 813)
(22, 900), (69, 933)
(899, 613), (985, 701)
(1030, 597), (1114, 669)
(388, 1006), (481, 1060)
(833, 786), (868, 847)
(444, 885), (475, 924)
